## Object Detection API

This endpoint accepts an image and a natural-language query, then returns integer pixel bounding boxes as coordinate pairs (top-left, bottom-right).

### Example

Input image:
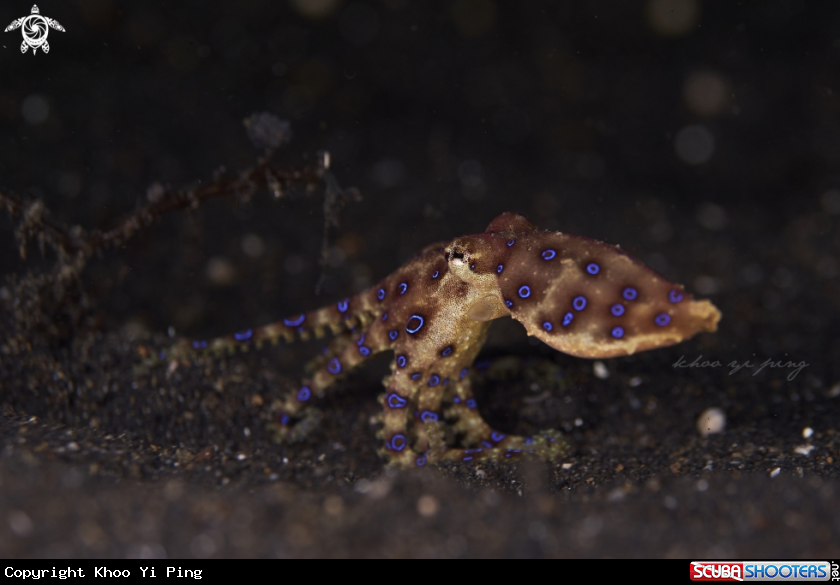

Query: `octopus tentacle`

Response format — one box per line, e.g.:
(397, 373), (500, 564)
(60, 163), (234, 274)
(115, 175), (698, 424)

(432, 429), (569, 464)
(273, 323), (391, 440)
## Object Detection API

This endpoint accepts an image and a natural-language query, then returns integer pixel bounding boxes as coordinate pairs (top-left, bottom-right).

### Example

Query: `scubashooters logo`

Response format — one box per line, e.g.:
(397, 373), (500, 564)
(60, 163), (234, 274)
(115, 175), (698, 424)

(691, 561), (835, 581)
(4, 5), (65, 54)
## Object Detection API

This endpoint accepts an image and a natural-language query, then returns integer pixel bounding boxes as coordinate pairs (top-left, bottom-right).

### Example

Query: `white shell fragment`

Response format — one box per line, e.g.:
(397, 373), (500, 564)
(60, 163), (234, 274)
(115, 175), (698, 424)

(696, 407), (726, 437)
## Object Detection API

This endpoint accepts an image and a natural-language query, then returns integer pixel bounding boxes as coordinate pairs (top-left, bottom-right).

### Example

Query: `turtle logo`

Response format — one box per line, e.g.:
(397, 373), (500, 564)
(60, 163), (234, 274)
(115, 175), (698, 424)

(5, 5), (65, 54)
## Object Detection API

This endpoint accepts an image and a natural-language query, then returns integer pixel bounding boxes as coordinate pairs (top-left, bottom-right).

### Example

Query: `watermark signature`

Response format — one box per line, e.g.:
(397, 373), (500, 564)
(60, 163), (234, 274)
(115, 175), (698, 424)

(4, 5), (65, 55)
(673, 355), (810, 381)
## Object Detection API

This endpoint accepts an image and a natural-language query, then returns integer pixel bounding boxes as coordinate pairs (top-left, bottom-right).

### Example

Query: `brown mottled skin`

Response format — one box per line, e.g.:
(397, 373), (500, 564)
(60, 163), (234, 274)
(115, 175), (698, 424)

(171, 213), (721, 468)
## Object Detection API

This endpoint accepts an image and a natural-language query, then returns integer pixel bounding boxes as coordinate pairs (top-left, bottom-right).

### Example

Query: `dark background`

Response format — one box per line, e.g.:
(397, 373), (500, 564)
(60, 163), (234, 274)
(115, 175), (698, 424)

(1, 0), (839, 558)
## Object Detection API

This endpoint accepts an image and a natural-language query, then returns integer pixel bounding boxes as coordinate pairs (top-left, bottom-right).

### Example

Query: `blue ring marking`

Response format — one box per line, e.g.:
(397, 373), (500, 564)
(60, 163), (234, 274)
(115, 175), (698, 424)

(337, 298), (349, 313)
(525, 438), (533, 445)
(406, 315), (425, 334)
(586, 262), (600, 275)
(518, 285), (531, 298)
(453, 397), (461, 404)
(573, 296), (587, 311)
(669, 289), (684, 303)
(541, 249), (556, 260)
(389, 434), (406, 451)
(397, 355), (407, 368)
(507, 239), (515, 247)
(280, 414), (290, 426)
(377, 288), (386, 300)
(655, 313), (671, 326)
(432, 270), (439, 279)
(611, 303), (625, 317)
(421, 411), (439, 422)
(416, 454), (427, 467)
(283, 314), (306, 327)
(398, 282), (408, 295)
(387, 393), (407, 408)
(441, 346), (453, 357)
(562, 312), (574, 326)
(466, 398), (477, 409)
(234, 329), (253, 341)
(505, 300), (513, 308)
(382, 312), (388, 321)
(411, 373), (421, 381)
(505, 453), (512, 458)
(491, 431), (505, 442)
(623, 287), (638, 301)
(429, 375), (440, 386)
(359, 346), (371, 356)
(356, 333), (366, 346)
(481, 441), (493, 449)
(389, 330), (399, 341)
(327, 358), (342, 374)
(297, 386), (312, 402)
(543, 321), (553, 331)
(297, 326), (306, 333)
(497, 264), (504, 274)
(611, 326), (624, 339)
(158, 351), (167, 359)
(463, 456), (473, 461)
(192, 340), (208, 349)
(460, 368), (468, 379)
(443, 378), (450, 386)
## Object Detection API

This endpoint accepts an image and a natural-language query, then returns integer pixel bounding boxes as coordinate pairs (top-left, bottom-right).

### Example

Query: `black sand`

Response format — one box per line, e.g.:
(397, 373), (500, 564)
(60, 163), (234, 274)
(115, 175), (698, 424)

(1, 1), (838, 558)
